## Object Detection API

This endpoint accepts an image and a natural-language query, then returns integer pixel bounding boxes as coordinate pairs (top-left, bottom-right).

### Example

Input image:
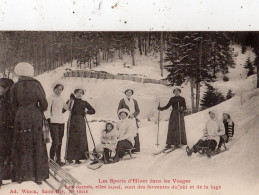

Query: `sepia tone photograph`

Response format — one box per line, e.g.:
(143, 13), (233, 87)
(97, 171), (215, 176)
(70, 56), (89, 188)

(0, 1), (259, 195)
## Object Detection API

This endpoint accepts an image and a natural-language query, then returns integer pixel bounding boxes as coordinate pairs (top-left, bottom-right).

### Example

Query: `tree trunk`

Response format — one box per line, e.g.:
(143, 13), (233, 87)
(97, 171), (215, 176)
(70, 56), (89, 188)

(144, 38), (147, 55)
(190, 76), (195, 113)
(160, 32), (164, 77)
(70, 35), (73, 67)
(195, 39), (203, 112)
(131, 34), (135, 66)
(138, 33), (142, 55)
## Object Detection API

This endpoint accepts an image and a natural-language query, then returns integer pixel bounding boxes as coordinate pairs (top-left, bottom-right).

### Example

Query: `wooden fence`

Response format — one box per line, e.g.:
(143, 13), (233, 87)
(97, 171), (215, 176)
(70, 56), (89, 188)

(63, 70), (168, 85)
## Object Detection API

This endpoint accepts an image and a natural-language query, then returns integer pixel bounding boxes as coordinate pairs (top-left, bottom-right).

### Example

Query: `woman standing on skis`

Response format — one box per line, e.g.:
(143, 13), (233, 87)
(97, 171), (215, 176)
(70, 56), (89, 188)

(158, 88), (187, 149)
(65, 87), (95, 164)
(118, 89), (140, 153)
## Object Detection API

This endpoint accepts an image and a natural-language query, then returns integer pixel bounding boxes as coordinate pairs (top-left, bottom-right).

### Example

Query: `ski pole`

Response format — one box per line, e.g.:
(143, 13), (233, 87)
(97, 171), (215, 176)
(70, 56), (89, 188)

(65, 99), (74, 163)
(178, 102), (182, 147)
(85, 116), (96, 148)
(156, 101), (160, 147)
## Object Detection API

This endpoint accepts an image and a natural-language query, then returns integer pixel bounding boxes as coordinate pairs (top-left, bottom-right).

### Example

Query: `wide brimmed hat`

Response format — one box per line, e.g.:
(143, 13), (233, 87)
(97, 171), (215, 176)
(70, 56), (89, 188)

(173, 88), (181, 94)
(52, 81), (64, 90)
(14, 62), (34, 77)
(118, 108), (130, 116)
(209, 110), (218, 117)
(74, 86), (85, 95)
(223, 112), (231, 118)
(124, 89), (134, 95)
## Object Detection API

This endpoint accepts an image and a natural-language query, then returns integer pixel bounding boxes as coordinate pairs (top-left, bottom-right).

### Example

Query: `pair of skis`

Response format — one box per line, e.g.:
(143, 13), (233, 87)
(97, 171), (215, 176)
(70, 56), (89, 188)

(153, 146), (180, 155)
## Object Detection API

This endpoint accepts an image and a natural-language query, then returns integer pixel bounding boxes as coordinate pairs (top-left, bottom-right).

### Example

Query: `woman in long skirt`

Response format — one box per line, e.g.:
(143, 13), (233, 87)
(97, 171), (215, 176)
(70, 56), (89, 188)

(11, 62), (49, 184)
(0, 78), (14, 187)
(158, 88), (187, 149)
(65, 88), (95, 164)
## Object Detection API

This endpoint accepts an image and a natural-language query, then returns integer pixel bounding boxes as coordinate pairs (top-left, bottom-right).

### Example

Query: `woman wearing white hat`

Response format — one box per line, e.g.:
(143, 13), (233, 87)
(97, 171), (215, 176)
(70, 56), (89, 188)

(118, 89), (140, 153)
(158, 88), (187, 149)
(113, 108), (136, 163)
(11, 62), (49, 184)
(186, 110), (225, 157)
(65, 87), (95, 164)
(45, 81), (68, 166)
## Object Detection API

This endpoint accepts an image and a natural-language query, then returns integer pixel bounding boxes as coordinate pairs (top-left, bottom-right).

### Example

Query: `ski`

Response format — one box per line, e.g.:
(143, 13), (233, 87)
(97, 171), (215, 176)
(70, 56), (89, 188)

(164, 147), (178, 154)
(153, 148), (170, 155)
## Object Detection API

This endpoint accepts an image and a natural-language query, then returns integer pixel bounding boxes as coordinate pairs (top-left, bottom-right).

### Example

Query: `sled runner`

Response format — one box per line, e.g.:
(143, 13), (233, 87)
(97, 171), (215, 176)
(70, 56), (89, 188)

(45, 159), (81, 195)
(186, 144), (228, 158)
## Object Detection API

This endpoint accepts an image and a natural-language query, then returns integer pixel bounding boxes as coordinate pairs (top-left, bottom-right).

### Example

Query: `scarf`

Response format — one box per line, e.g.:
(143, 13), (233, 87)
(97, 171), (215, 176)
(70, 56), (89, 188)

(124, 97), (135, 115)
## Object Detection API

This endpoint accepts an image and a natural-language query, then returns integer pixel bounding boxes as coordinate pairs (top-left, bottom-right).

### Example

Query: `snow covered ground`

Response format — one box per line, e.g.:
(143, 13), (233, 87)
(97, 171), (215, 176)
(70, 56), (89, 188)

(1, 45), (258, 195)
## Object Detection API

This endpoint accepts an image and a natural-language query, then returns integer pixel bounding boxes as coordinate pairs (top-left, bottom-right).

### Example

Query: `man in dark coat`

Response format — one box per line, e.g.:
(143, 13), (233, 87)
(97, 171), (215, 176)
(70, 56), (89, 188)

(158, 88), (187, 149)
(0, 78), (14, 187)
(118, 89), (140, 153)
(11, 62), (49, 184)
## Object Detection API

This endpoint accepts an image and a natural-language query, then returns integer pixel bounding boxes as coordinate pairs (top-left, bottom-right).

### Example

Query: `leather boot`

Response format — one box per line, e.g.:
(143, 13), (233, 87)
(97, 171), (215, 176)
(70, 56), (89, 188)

(104, 148), (112, 164)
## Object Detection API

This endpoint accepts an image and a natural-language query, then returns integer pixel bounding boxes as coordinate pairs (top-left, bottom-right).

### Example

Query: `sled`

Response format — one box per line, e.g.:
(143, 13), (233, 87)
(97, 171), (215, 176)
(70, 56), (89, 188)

(44, 159), (81, 195)
(186, 144), (228, 158)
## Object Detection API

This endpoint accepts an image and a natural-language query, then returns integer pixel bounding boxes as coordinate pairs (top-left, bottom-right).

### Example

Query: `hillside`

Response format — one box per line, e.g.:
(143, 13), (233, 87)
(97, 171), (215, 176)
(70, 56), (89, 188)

(1, 44), (258, 195)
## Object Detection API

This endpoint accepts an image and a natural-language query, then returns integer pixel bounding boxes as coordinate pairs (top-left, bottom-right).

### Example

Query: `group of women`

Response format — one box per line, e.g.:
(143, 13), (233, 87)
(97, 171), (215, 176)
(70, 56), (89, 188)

(0, 62), (142, 187)
(0, 62), (234, 187)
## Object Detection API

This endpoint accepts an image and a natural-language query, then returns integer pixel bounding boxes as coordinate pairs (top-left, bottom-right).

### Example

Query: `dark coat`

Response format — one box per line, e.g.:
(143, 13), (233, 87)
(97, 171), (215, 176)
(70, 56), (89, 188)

(118, 98), (140, 118)
(160, 96), (187, 146)
(223, 119), (234, 138)
(0, 92), (14, 162)
(65, 98), (95, 161)
(11, 76), (49, 182)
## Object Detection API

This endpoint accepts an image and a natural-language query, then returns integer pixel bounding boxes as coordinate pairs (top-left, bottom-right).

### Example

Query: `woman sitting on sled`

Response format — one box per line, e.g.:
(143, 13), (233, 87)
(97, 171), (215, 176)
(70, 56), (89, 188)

(90, 122), (117, 165)
(186, 110), (225, 157)
(217, 113), (234, 151)
(113, 108), (136, 163)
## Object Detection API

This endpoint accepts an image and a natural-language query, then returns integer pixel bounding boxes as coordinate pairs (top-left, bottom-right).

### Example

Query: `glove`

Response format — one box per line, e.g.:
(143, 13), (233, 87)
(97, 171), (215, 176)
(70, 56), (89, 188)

(157, 106), (162, 111)
(70, 93), (75, 100)
(82, 111), (87, 117)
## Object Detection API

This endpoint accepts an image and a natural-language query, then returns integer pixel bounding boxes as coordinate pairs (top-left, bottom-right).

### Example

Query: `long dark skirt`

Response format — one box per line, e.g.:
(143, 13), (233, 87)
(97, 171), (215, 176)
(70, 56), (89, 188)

(0, 131), (13, 181)
(166, 110), (187, 146)
(66, 115), (88, 161)
(12, 107), (49, 182)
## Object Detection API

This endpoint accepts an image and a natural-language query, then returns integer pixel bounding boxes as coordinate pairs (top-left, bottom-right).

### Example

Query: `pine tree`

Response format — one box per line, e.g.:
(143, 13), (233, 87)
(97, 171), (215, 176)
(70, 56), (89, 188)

(165, 32), (234, 112)
(200, 84), (225, 110)
(244, 57), (255, 77)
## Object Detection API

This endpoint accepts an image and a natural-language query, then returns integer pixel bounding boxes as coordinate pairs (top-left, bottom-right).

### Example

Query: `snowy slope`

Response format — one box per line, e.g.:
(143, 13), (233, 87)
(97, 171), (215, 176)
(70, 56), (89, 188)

(64, 89), (259, 195)
(1, 45), (258, 195)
